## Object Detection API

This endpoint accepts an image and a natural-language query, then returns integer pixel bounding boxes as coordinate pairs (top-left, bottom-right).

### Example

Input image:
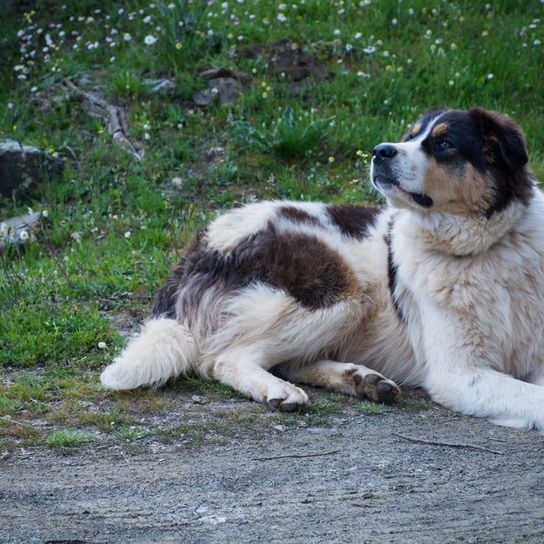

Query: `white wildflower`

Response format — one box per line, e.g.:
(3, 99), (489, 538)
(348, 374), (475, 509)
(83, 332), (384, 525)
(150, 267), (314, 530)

(144, 35), (157, 45)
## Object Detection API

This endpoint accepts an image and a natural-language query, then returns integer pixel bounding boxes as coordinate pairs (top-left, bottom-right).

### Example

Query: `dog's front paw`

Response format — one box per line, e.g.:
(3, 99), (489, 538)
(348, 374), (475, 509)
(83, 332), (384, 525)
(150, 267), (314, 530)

(266, 383), (309, 412)
(354, 371), (400, 403)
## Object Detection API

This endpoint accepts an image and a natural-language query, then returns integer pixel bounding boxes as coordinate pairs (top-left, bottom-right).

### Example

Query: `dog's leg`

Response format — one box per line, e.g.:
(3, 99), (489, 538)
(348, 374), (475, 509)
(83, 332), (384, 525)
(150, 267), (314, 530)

(211, 348), (309, 412)
(419, 308), (544, 430)
(277, 360), (400, 403)
(425, 367), (544, 430)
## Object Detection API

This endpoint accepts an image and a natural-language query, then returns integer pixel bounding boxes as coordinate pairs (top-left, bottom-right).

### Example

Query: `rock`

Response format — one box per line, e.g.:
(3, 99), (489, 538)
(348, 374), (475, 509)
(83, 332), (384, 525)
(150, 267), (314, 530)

(146, 78), (177, 94)
(240, 39), (325, 81)
(0, 140), (63, 199)
(193, 77), (243, 107)
(0, 211), (42, 246)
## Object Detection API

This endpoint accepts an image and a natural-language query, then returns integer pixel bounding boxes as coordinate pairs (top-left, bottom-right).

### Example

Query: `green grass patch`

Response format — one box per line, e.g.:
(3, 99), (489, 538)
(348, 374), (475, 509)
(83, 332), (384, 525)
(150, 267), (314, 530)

(46, 429), (95, 449)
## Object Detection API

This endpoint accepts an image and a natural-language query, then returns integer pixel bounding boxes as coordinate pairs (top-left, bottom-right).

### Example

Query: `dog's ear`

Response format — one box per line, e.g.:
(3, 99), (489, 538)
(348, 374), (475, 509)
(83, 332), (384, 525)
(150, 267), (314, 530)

(470, 108), (528, 172)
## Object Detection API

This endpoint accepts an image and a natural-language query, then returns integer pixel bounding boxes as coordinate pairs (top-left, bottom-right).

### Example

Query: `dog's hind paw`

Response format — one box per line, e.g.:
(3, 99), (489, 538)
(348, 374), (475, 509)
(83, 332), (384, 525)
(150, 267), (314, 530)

(354, 371), (400, 404)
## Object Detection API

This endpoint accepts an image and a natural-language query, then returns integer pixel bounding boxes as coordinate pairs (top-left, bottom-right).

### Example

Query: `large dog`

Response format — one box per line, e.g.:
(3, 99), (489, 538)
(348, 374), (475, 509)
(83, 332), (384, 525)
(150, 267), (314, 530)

(101, 108), (544, 430)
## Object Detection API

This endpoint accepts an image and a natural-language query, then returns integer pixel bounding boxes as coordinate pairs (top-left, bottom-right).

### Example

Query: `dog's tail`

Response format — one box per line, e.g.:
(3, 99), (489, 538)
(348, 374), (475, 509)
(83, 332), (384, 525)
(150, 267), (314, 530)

(100, 318), (198, 390)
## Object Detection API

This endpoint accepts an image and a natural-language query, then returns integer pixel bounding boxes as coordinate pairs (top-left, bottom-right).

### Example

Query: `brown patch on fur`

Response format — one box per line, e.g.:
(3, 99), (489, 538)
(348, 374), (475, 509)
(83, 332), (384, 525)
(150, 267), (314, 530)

(326, 205), (381, 239)
(423, 159), (493, 216)
(277, 206), (320, 226)
(171, 224), (362, 320)
(431, 123), (448, 137)
(409, 123), (422, 139)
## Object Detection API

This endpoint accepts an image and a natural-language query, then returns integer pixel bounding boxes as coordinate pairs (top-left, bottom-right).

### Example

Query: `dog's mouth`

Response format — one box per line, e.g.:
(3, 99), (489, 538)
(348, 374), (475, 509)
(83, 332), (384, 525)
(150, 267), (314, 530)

(372, 173), (434, 209)
(372, 173), (400, 189)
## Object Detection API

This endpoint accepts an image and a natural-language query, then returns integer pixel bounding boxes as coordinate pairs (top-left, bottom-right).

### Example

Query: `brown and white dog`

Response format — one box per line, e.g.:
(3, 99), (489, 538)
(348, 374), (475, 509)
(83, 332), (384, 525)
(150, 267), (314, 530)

(101, 108), (544, 430)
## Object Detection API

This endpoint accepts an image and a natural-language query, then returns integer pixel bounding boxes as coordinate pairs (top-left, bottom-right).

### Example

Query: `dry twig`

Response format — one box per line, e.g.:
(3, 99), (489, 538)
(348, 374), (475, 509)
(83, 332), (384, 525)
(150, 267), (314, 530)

(393, 433), (504, 455)
(252, 449), (340, 461)
(62, 79), (143, 160)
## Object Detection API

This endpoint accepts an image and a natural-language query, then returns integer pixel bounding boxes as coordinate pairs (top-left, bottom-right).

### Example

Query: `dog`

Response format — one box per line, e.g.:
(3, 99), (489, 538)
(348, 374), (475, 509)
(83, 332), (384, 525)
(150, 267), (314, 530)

(101, 107), (544, 430)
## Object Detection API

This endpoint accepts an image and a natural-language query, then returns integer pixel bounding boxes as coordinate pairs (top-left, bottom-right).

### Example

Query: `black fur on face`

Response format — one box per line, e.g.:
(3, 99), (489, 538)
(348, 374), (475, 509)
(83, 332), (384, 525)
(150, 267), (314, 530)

(418, 108), (533, 216)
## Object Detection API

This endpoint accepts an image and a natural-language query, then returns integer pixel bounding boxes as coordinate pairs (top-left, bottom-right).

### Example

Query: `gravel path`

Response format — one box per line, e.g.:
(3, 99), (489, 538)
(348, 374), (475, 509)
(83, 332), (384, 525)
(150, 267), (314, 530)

(2, 396), (544, 544)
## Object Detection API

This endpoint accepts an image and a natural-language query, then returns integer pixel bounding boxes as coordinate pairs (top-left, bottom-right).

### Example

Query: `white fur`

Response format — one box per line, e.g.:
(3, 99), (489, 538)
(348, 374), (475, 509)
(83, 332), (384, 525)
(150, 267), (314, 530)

(100, 319), (197, 390)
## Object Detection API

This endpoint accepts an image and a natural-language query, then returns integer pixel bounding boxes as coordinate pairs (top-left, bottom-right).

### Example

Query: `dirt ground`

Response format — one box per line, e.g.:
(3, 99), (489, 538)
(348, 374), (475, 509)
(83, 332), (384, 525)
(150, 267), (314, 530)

(2, 389), (544, 544)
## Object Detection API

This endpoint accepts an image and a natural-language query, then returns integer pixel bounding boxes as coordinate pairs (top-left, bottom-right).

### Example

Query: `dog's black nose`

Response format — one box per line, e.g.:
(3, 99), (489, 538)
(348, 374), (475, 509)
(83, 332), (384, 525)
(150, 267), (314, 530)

(372, 144), (398, 160)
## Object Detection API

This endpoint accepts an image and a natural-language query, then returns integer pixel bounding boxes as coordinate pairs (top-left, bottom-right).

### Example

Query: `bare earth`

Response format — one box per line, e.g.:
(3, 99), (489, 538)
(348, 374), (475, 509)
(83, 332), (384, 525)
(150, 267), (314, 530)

(2, 389), (544, 544)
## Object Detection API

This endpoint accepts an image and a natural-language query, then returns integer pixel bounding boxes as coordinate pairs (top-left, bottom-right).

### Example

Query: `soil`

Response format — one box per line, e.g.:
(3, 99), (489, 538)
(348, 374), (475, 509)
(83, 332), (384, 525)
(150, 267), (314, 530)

(2, 388), (544, 544)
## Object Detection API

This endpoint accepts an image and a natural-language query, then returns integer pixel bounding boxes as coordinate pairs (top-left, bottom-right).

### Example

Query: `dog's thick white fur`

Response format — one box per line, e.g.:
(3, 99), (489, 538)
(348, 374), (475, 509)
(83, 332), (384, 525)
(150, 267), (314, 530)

(101, 108), (544, 430)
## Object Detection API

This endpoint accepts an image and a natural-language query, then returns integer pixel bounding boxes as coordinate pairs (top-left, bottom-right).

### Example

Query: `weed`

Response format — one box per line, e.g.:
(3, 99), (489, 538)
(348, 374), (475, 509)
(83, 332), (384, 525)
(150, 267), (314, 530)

(46, 429), (95, 449)
(234, 106), (335, 160)
(114, 426), (149, 440)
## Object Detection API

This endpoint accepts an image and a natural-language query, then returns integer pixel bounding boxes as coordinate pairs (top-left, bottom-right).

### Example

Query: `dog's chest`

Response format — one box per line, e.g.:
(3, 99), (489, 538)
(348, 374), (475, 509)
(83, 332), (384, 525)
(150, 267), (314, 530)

(397, 237), (544, 375)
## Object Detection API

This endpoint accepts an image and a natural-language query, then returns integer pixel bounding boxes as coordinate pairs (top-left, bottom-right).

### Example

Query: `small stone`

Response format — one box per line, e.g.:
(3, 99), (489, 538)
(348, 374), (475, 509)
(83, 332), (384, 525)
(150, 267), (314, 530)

(199, 515), (226, 525)
(193, 77), (243, 107)
(273, 424), (287, 432)
(191, 395), (207, 405)
(148, 78), (176, 93)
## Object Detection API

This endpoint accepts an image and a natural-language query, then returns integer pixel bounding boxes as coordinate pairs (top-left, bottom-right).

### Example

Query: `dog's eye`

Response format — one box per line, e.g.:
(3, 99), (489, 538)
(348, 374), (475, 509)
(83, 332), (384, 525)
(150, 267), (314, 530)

(434, 139), (454, 150)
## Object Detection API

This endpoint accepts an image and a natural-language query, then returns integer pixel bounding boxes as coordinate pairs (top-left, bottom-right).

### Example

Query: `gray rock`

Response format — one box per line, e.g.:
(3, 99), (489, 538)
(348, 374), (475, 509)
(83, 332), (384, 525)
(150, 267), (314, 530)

(0, 211), (42, 245)
(199, 67), (249, 85)
(0, 140), (63, 199)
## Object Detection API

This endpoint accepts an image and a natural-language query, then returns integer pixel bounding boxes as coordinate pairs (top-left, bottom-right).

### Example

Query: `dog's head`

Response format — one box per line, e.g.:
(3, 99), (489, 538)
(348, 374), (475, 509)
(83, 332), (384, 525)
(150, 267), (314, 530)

(370, 108), (533, 217)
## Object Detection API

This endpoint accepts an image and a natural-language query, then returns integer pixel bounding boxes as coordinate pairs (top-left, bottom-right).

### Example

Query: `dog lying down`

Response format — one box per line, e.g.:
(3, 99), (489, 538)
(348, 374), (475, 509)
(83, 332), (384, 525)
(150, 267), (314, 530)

(101, 108), (544, 430)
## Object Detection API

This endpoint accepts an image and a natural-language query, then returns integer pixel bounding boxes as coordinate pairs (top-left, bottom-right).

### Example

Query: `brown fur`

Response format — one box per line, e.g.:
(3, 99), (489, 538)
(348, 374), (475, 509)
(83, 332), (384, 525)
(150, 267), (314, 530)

(170, 224), (362, 319)
(277, 205), (321, 226)
(423, 160), (493, 216)
(409, 123), (422, 139)
(326, 205), (380, 239)
(431, 123), (448, 137)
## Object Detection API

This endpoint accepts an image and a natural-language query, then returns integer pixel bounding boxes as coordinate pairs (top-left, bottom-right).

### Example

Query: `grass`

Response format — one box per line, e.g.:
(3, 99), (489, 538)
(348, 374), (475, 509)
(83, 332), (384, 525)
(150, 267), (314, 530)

(46, 429), (95, 449)
(0, 0), (543, 449)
